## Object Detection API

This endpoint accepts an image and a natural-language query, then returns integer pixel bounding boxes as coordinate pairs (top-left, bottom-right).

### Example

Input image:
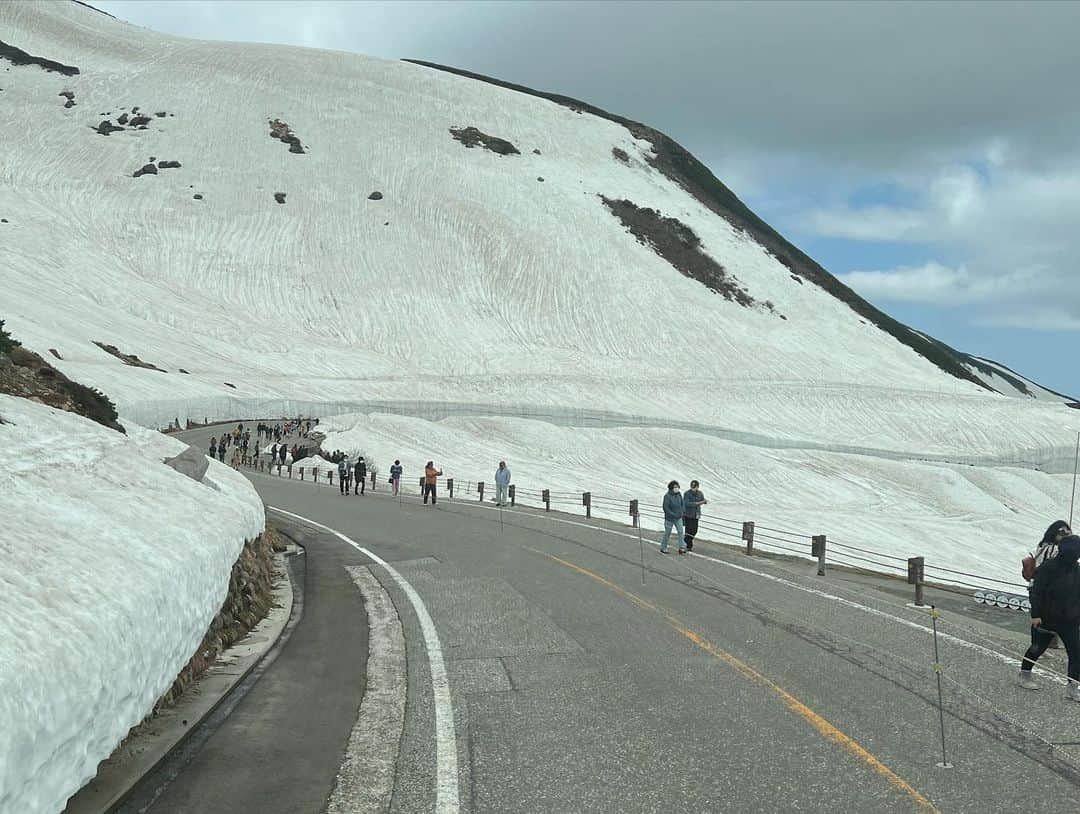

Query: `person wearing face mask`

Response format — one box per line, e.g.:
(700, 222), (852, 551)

(659, 481), (685, 555)
(682, 480), (708, 552)
(1019, 534), (1080, 697)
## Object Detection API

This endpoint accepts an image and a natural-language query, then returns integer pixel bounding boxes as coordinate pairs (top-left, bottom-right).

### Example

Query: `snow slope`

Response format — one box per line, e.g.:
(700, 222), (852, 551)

(0, 396), (263, 814)
(962, 355), (1079, 403)
(0, 1), (1074, 461)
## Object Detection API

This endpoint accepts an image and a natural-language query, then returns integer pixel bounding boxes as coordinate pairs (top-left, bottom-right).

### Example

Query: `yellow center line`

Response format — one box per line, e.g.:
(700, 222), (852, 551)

(534, 549), (941, 814)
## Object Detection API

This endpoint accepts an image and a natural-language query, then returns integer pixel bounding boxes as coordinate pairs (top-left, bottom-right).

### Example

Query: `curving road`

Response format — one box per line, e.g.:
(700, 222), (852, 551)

(127, 426), (1080, 813)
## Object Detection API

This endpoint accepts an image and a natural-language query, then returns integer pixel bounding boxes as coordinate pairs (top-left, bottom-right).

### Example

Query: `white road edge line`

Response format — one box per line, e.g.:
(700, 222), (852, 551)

(454, 500), (1049, 679)
(327, 565), (407, 814)
(268, 505), (460, 814)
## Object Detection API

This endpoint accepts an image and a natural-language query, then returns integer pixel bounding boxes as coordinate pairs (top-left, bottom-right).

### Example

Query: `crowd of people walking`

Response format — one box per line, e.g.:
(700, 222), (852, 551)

(204, 419), (1080, 704)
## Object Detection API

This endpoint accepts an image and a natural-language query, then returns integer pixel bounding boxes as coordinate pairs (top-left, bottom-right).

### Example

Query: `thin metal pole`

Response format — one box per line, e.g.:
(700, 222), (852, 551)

(499, 505), (504, 533)
(1070, 432), (1079, 527)
(637, 522), (646, 585)
(930, 606), (952, 768)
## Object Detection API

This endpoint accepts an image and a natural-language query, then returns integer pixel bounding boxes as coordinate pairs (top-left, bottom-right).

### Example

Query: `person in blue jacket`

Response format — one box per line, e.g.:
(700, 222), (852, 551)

(660, 481), (685, 554)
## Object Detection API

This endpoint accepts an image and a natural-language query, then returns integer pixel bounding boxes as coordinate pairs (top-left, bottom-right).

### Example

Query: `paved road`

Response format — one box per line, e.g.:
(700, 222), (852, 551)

(144, 426), (1080, 813)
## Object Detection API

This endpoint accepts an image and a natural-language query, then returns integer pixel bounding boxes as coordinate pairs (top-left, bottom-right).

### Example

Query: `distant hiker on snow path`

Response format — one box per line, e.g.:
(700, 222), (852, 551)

(390, 460), (403, 496)
(424, 461), (443, 505)
(494, 461), (511, 506)
(659, 481), (685, 555)
(1019, 534), (1080, 696)
(683, 480), (707, 552)
(354, 456), (367, 495)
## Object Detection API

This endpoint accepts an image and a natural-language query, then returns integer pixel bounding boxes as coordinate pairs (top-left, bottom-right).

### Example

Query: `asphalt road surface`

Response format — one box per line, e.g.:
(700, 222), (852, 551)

(140, 425), (1080, 813)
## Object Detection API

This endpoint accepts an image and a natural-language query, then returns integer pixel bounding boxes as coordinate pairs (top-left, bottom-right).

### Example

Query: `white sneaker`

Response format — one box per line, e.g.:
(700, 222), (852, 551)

(1018, 670), (1039, 690)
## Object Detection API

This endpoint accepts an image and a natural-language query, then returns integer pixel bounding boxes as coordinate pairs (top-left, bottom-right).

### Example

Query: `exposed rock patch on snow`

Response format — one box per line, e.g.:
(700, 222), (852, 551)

(0, 37), (78, 75)
(601, 195), (758, 308)
(449, 125), (520, 155)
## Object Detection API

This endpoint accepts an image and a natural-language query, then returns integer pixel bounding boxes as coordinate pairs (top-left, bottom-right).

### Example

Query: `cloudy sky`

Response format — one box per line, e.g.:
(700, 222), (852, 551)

(95, 0), (1080, 395)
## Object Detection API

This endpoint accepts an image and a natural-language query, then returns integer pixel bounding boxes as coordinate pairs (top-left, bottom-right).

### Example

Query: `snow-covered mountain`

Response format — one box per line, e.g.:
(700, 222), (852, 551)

(1, 0), (1078, 574)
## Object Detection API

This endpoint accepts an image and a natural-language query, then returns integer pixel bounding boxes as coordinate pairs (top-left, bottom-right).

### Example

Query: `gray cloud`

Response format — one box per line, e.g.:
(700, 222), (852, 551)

(93, 1), (1080, 168)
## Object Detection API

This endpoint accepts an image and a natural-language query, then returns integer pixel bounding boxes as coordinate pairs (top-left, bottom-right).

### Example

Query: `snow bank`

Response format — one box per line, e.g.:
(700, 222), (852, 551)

(0, 395), (264, 814)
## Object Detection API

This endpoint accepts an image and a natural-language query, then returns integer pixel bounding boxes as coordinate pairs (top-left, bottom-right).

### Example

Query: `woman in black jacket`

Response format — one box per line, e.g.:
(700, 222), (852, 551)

(1019, 534), (1080, 697)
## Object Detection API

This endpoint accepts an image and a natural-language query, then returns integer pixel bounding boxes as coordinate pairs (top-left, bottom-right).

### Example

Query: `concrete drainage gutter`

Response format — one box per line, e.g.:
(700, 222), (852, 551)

(64, 546), (300, 814)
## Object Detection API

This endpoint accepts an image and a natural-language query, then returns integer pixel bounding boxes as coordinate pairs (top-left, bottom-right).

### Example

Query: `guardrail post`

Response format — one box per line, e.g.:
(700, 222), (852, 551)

(288, 465), (292, 479)
(447, 478), (454, 499)
(329, 471), (334, 486)
(478, 481), (485, 502)
(583, 492), (591, 519)
(542, 489), (550, 512)
(742, 521), (755, 555)
(509, 484), (516, 506)
(630, 499), (639, 527)
(812, 535), (827, 576)
(419, 476), (425, 491)
(370, 471), (376, 490)
(908, 556), (926, 606)
(299, 467), (304, 481)
(313, 468), (319, 486)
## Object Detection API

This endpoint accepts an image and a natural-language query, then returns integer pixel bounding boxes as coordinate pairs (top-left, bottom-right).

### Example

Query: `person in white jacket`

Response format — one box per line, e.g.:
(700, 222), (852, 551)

(494, 461), (511, 506)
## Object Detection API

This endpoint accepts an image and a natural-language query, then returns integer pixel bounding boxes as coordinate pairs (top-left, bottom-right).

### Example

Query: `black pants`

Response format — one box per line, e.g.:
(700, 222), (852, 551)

(1022, 621), (1080, 680)
(683, 516), (699, 550)
(354, 475), (365, 495)
(340, 476), (348, 494)
(423, 484), (437, 504)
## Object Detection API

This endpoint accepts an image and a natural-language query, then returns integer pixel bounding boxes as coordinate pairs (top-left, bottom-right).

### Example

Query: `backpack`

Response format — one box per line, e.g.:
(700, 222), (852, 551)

(1024, 542), (1059, 581)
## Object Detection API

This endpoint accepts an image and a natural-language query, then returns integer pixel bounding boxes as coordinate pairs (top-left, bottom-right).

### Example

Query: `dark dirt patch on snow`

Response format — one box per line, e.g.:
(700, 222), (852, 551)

(612, 147), (629, 164)
(93, 341), (166, 372)
(602, 196), (756, 308)
(449, 126), (519, 155)
(0, 40), (79, 75)
(1, 344), (122, 432)
(59, 90), (75, 109)
(269, 118), (305, 154)
(274, 192), (286, 204)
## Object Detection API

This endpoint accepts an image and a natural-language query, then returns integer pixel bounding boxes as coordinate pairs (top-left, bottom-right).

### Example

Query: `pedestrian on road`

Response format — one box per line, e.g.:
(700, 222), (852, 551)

(494, 461), (511, 506)
(1024, 520), (1072, 649)
(1019, 534), (1080, 695)
(279, 444), (287, 466)
(271, 442), (278, 463)
(354, 456), (367, 495)
(338, 457), (350, 495)
(424, 461), (443, 505)
(390, 460), (403, 496)
(660, 481), (685, 554)
(209, 436), (217, 459)
(217, 441), (226, 462)
(682, 480), (707, 552)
